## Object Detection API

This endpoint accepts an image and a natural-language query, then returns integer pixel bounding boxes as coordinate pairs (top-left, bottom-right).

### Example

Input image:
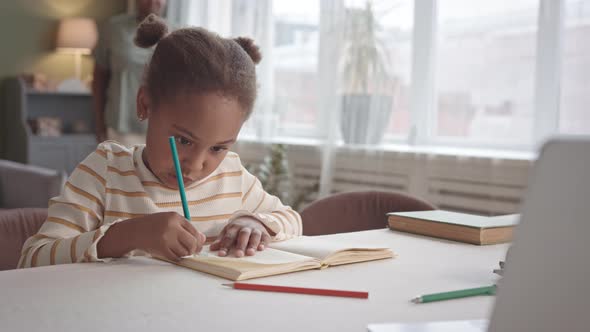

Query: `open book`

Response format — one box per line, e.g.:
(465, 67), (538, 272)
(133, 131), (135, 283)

(163, 236), (395, 281)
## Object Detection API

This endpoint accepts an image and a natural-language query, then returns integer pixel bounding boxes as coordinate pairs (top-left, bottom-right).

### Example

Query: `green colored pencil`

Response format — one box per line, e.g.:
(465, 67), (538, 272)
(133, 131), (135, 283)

(411, 285), (496, 304)
(168, 136), (191, 220)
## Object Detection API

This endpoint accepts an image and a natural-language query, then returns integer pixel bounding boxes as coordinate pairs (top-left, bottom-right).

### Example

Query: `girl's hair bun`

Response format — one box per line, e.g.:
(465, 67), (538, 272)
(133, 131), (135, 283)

(233, 37), (262, 64)
(134, 13), (168, 48)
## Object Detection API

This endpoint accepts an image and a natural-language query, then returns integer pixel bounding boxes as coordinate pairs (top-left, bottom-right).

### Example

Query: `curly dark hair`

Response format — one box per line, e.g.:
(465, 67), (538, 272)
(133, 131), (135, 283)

(135, 14), (262, 118)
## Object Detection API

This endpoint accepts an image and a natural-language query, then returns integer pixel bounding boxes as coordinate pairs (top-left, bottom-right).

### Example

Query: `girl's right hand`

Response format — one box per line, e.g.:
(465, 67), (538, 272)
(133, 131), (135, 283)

(131, 212), (206, 261)
(98, 212), (206, 261)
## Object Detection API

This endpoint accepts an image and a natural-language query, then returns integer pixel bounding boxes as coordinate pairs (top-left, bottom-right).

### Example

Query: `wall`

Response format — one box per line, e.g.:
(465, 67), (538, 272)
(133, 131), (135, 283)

(0, 0), (126, 157)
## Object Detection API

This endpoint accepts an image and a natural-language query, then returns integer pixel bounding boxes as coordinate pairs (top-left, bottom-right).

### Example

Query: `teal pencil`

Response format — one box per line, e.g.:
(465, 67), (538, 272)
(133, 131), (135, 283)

(168, 136), (191, 220)
(411, 285), (496, 303)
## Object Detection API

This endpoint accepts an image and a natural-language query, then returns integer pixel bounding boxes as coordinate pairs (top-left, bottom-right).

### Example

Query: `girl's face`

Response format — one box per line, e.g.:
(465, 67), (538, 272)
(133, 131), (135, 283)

(139, 89), (245, 188)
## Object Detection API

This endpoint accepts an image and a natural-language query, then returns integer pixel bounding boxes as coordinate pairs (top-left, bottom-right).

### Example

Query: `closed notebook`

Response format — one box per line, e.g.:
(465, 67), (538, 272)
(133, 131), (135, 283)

(161, 236), (394, 281)
(387, 210), (519, 245)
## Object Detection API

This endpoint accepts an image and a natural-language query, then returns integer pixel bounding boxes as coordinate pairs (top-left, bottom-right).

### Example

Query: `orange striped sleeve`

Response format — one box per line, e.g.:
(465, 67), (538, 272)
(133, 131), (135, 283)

(285, 209), (302, 235)
(142, 170), (243, 192)
(96, 149), (108, 158)
(233, 164), (303, 240)
(83, 229), (103, 262)
(113, 150), (132, 157)
(30, 247), (41, 267)
(272, 210), (293, 232)
(65, 182), (105, 210)
(18, 246), (32, 268)
(191, 214), (234, 222)
(155, 192), (241, 208)
(77, 164), (106, 186)
(18, 144), (111, 268)
(107, 166), (138, 176)
(141, 181), (176, 190)
(70, 235), (79, 263)
(105, 188), (149, 197)
(242, 178), (257, 203)
(46, 217), (87, 233)
(252, 194), (266, 213)
(104, 211), (146, 219)
(49, 199), (102, 226)
(193, 171), (242, 188)
(49, 240), (61, 265)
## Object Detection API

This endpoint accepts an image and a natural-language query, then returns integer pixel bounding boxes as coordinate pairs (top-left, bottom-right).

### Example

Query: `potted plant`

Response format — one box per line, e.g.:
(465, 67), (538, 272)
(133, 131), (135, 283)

(340, 1), (393, 145)
(246, 144), (319, 211)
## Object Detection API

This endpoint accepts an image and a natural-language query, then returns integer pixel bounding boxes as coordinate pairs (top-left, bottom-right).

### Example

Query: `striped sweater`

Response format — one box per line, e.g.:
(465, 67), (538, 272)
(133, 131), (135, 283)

(18, 141), (302, 268)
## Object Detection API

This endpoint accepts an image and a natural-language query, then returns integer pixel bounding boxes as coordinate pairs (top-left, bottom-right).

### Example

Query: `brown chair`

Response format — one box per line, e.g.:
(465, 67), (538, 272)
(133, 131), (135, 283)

(300, 191), (436, 236)
(0, 159), (63, 270)
(0, 208), (47, 270)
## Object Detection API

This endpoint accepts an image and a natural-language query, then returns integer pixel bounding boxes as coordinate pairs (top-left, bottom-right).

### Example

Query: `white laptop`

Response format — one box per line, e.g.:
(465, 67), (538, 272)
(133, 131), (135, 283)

(369, 136), (590, 332)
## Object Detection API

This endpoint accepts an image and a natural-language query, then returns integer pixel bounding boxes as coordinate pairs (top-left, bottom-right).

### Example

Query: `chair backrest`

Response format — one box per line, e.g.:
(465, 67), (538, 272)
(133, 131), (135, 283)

(0, 159), (66, 208)
(0, 208), (47, 270)
(300, 191), (436, 236)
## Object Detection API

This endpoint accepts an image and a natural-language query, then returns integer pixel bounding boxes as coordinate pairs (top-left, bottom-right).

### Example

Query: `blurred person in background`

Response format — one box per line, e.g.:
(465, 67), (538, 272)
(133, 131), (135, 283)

(92, 0), (167, 146)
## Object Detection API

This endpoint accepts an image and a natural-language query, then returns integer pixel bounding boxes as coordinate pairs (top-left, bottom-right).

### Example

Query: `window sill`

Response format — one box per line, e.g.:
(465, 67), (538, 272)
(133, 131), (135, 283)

(237, 136), (536, 162)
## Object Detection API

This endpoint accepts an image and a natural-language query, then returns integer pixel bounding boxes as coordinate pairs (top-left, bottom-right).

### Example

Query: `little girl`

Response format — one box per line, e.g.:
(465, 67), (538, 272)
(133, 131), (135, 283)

(18, 15), (302, 268)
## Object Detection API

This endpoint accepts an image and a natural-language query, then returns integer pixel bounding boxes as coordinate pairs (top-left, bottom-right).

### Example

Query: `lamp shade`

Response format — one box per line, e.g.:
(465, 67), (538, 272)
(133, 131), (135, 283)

(56, 18), (98, 53)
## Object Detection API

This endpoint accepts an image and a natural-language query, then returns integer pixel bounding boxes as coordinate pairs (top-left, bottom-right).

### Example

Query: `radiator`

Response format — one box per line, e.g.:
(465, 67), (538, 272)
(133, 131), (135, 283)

(234, 141), (532, 215)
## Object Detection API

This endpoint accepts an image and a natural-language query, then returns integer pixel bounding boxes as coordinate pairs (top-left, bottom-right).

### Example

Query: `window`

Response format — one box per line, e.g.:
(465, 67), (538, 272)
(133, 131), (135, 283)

(560, 0), (590, 135)
(271, 0), (414, 140)
(272, 1), (320, 136)
(176, 0), (589, 151)
(435, 0), (539, 147)
(376, 0), (414, 140)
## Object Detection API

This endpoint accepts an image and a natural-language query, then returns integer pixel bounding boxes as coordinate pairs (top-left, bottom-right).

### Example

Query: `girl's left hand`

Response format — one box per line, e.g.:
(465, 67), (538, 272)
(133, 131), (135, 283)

(210, 217), (272, 257)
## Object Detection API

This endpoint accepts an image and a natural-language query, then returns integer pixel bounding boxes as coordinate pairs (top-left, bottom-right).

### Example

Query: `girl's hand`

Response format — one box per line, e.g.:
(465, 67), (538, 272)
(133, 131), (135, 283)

(99, 212), (206, 261)
(133, 212), (206, 261)
(210, 217), (272, 257)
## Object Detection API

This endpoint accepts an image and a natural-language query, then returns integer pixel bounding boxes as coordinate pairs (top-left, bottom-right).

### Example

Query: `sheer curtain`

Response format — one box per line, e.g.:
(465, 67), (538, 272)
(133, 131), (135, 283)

(166, 0), (405, 199)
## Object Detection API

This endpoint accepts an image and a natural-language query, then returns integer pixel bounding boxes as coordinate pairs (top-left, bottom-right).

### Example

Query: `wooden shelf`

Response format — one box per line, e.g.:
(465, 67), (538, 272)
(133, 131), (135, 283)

(3, 77), (97, 174)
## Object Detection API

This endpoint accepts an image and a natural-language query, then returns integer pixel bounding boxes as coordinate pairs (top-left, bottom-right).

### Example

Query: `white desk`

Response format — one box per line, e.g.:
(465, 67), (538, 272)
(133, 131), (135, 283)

(0, 229), (508, 332)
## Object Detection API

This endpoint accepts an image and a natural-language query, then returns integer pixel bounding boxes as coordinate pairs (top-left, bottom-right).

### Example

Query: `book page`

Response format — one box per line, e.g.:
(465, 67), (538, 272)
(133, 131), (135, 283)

(489, 214), (521, 225)
(389, 210), (520, 228)
(269, 236), (391, 261)
(183, 245), (313, 265)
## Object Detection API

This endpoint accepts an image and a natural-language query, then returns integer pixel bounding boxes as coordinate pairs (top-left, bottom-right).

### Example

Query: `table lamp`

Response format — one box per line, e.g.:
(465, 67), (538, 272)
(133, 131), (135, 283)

(55, 17), (98, 92)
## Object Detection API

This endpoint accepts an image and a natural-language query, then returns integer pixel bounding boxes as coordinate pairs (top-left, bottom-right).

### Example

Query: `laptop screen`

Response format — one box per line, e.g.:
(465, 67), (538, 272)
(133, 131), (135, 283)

(488, 137), (590, 332)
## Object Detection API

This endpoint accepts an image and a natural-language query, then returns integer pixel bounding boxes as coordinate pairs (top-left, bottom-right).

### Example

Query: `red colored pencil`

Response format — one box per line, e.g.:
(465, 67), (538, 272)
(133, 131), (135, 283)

(222, 282), (369, 299)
